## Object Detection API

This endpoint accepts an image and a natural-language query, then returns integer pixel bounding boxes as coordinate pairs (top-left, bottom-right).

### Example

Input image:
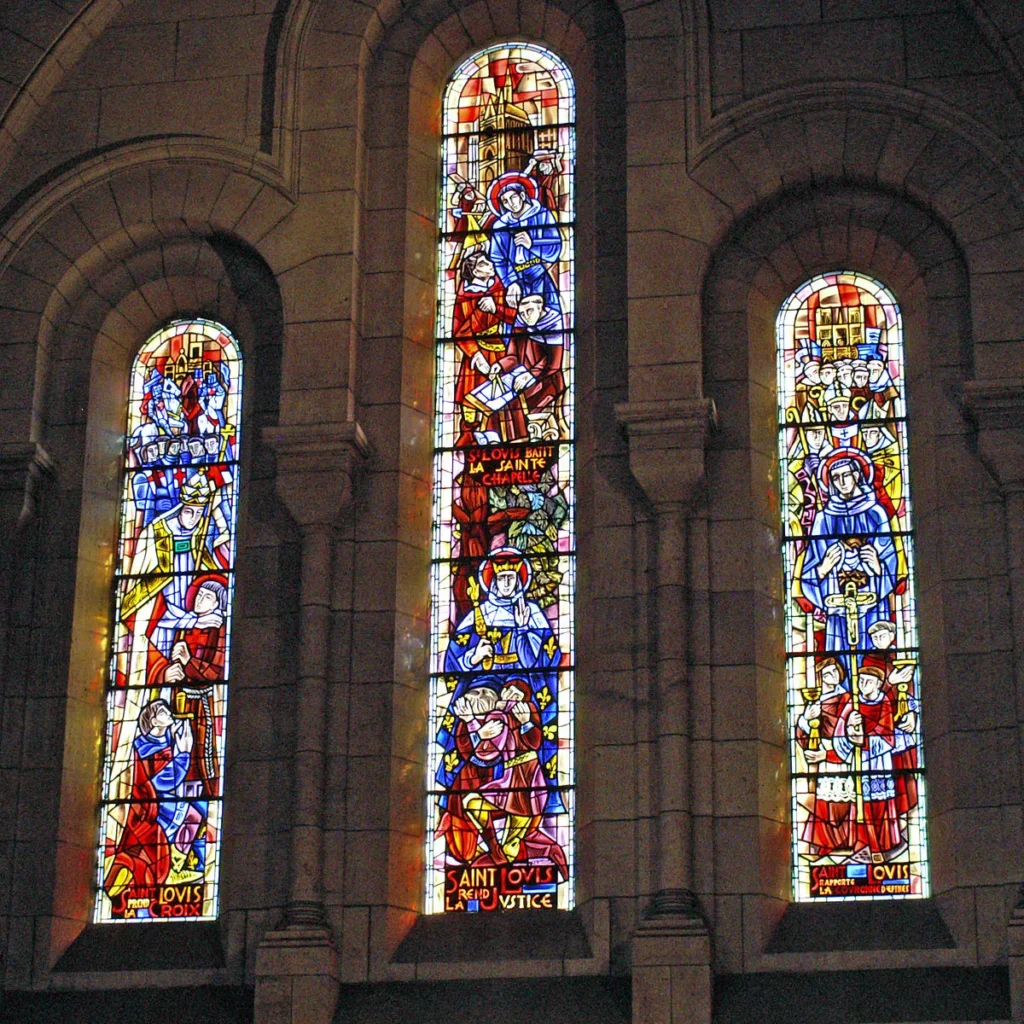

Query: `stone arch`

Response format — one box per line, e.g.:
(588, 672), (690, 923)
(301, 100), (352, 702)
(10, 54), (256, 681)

(0, 192), (290, 974)
(0, 0), (126, 181)
(699, 182), (1012, 971)
(300, 0), (627, 978)
(625, 87), (1024, 411)
(0, 152), (295, 460)
(685, 0), (1024, 170)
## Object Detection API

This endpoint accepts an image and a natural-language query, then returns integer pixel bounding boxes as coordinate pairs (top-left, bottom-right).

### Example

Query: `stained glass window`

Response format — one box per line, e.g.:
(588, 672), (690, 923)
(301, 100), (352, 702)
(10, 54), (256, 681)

(427, 43), (576, 914)
(778, 273), (928, 901)
(95, 318), (242, 922)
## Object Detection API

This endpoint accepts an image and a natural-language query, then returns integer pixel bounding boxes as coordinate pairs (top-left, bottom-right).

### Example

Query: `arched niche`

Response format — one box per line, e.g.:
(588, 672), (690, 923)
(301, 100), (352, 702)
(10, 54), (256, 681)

(328, 0), (626, 977)
(699, 183), (1010, 972)
(22, 224), (288, 976)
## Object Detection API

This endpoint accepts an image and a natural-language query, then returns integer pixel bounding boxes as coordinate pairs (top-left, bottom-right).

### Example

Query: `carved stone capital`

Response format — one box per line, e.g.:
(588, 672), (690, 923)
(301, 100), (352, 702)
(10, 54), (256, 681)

(0, 441), (55, 536)
(962, 378), (1024, 494)
(615, 399), (717, 510)
(262, 422), (369, 528)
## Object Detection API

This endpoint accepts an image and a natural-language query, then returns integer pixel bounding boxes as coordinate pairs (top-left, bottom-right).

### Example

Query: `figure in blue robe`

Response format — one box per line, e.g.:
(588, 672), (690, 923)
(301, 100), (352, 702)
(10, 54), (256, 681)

(135, 701), (207, 874)
(489, 182), (562, 314)
(799, 452), (898, 652)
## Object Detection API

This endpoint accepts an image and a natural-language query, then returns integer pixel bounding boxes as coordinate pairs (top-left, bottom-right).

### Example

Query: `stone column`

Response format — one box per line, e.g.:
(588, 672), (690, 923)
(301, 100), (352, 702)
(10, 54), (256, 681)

(255, 422), (368, 1024)
(615, 398), (715, 1024)
(962, 378), (1024, 1018)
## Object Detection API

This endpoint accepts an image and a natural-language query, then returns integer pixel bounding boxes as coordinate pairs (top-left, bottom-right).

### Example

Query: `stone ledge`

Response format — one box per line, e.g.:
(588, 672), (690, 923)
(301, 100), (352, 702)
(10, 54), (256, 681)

(392, 909), (591, 963)
(764, 899), (954, 954)
(383, 905), (611, 980)
(53, 922), (226, 973)
(334, 977), (630, 1024)
(713, 966), (1009, 1024)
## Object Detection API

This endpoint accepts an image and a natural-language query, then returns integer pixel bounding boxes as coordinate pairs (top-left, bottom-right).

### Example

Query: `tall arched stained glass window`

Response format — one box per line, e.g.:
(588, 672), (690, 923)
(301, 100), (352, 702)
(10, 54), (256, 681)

(427, 43), (576, 914)
(95, 319), (242, 922)
(778, 273), (928, 901)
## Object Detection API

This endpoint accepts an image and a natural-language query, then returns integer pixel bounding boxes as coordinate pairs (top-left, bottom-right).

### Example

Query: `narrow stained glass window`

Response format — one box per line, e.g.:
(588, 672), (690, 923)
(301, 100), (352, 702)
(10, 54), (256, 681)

(778, 273), (929, 901)
(427, 43), (576, 913)
(95, 319), (241, 922)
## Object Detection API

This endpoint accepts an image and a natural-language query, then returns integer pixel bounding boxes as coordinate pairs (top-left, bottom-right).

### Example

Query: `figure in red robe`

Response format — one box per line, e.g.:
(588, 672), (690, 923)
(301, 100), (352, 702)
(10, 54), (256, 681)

(796, 657), (855, 858)
(146, 576), (227, 797)
(833, 666), (903, 858)
(495, 294), (567, 442)
(864, 621), (920, 825)
(453, 250), (517, 446)
(525, 151), (562, 211)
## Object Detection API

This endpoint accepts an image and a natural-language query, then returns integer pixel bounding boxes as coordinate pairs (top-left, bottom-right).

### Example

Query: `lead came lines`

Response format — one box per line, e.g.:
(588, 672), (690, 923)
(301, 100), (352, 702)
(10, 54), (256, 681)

(427, 43), (577, 915)
(777, 273), (929, 902)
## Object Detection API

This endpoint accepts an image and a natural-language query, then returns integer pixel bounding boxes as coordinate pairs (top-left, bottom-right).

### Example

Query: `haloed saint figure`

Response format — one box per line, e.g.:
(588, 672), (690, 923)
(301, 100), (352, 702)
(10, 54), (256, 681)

(428, 44), (576, 913)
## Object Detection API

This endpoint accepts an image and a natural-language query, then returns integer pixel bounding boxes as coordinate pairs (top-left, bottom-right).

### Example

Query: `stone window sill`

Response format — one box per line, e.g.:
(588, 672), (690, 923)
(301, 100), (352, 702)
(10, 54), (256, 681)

(764, 899), (954, 953)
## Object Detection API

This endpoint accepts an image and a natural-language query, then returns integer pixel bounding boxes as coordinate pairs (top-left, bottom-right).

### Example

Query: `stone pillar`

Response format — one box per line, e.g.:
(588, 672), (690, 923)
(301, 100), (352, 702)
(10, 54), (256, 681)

(615, 399), (715, 1024)
(0, 441), (53, 686)
(255, 422), (368, 1024)
(0, 441), (54, 543)
(962, 378), (1024, 1018)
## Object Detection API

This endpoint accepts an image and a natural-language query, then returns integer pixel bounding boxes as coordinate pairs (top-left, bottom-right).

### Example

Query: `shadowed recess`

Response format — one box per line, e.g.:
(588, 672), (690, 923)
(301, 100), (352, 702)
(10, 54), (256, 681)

(713, 966), (1009, 1024)
(0, 986), (250, 1024)
(334, 977), (629, 1023)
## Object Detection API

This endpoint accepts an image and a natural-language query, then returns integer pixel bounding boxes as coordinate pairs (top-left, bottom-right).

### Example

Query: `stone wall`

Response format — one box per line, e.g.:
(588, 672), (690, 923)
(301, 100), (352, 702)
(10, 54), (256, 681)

(0, 1), (1022, 1021)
